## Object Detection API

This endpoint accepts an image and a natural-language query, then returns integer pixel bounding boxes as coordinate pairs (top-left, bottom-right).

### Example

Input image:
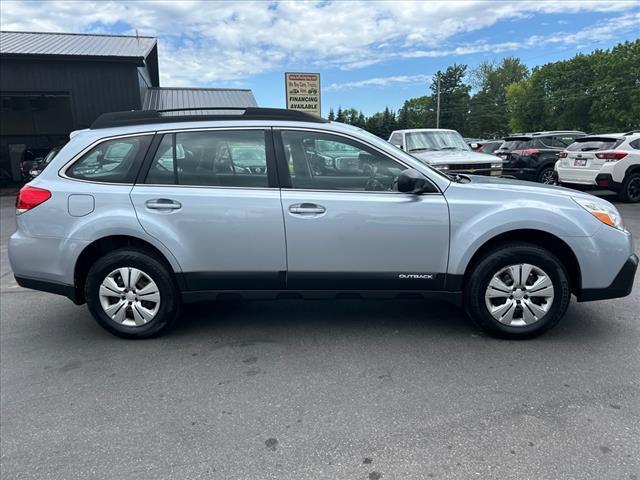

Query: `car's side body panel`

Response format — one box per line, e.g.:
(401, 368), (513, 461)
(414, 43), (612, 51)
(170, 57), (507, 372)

(445, 178), (634, 290)
(280, 189), (450, 289)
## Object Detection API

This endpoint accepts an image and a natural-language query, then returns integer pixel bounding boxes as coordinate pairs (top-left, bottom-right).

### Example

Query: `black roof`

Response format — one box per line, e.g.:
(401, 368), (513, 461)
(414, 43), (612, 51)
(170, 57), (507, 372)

(0, 31), (160, 86)
(90, 108), (328, 129)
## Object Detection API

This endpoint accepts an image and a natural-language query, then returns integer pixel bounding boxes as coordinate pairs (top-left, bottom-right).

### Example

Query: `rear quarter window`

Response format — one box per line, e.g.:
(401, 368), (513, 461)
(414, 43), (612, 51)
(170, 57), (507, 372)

(66, 135), (151, 183)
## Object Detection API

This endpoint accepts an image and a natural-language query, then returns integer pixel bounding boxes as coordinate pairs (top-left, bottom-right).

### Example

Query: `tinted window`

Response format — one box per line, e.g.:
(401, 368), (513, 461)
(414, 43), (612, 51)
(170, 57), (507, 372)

(282, 130), (405, 191)
(67, 136), (150, 183)
(146, 130), (269, 188)
(480, 141), (503, 154)
(630, 139), (640, 150)
(567, 138), (620, 152)
(553, 135), (580, 148)
(501, 140), (530, 151)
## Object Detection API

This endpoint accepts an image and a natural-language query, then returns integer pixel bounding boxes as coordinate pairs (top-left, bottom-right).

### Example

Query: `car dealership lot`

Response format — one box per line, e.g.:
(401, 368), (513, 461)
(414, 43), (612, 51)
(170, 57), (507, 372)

(1, 193), (638, 479)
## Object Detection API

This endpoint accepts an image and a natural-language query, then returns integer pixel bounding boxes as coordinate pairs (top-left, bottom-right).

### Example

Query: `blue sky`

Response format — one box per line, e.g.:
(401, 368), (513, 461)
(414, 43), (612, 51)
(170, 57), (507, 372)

(2, 1), (639, 115)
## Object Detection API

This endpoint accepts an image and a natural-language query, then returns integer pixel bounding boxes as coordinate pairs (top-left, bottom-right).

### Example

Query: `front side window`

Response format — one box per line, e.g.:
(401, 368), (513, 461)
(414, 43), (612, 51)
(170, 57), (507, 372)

(282, 130), (405, 191)
(405, 131), (470, 153)
(145, 129), (269, 187)
(389, 133), (403, 147)
(66, 135), (151, 183)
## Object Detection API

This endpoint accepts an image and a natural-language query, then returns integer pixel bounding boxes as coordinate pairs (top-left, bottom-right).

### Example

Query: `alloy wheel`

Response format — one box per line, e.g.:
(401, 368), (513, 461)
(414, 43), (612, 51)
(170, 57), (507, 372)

(627, 176), (640, 202)
(484, 263), (554, 327)
(98, 267), (161, 327)
(540, 169), (556, 185)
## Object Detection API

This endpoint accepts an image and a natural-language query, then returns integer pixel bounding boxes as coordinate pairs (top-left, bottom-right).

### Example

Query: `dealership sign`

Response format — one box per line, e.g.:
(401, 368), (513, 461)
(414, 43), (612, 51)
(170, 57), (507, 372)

(285, 72), (321, 116)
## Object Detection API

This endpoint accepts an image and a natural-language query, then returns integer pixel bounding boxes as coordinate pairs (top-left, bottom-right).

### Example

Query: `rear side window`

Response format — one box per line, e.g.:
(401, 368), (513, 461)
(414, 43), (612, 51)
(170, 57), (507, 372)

(145, 129), (270, 188)
(553, 135), (580, 148)
(630, 139), (640, 150)
(66, 135), (151, 183)
(567, 138), (622, 152)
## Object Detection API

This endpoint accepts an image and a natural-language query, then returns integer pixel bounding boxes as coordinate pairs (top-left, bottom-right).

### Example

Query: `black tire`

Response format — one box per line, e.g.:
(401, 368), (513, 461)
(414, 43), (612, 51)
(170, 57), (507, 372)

(85, 248), (181, 339)
(618, 172), (640, 203)
(537, 165), (556, 184)
(464, 243), (570, 339)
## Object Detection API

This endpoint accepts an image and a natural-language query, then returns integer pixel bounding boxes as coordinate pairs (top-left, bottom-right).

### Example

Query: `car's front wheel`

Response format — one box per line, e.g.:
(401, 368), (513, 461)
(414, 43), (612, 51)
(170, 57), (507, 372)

(85, 248), (181, 338)
(464, 243), (570, 339)
(618, 172), (640, 203)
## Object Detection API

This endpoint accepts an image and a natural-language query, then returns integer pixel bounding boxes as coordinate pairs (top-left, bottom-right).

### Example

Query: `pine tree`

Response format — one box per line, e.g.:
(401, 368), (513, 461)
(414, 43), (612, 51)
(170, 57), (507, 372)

(327, 108), (335, 121)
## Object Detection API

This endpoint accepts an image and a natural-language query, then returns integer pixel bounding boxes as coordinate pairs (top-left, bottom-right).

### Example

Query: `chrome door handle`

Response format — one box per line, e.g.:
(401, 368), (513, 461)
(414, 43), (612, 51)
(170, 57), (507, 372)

(146, 199), (182, 210)
(289, 203), (326, 215)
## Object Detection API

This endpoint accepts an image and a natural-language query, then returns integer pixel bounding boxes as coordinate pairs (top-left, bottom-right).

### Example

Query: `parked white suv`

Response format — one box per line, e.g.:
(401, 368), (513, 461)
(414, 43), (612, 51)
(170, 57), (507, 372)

(389, 129), (502, 176)
(556, 131), (640, 203)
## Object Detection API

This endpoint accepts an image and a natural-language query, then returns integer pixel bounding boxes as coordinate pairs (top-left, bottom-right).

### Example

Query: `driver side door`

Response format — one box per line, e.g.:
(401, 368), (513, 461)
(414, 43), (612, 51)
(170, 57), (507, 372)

(276, 129), (450, 290)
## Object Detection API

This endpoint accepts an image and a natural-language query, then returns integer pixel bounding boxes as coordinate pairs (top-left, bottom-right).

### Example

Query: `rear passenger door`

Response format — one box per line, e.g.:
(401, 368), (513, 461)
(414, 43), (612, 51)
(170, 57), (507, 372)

(276, 129), (450, 290)
(130, 128), (287, 290)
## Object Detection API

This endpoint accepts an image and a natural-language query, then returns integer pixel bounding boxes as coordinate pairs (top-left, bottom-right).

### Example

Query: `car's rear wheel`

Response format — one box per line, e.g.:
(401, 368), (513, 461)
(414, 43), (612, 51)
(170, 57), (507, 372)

(464, 243), (570, 339)
(618, 172), (640, 203)
(538, 166), (556, 185)
(85, 249), (181, 338)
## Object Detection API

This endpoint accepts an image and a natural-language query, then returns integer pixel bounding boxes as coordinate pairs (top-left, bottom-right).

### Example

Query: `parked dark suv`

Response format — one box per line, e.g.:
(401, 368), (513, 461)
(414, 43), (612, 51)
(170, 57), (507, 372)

(497, 131), (586, 184)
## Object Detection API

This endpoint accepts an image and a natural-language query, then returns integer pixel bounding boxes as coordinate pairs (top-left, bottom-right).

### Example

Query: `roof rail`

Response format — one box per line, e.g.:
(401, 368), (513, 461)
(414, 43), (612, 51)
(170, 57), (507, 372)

(90, 107), (328, 129)
(623, 130), (640, 135)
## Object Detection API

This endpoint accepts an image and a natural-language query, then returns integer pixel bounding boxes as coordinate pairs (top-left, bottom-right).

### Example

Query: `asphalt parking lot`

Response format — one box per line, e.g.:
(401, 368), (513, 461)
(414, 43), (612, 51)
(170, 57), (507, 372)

(1, 191), (638, 480)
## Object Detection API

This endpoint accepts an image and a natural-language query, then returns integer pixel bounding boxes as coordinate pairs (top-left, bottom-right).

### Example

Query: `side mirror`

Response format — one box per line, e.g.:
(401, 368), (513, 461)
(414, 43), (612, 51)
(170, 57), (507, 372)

(397, 168), (433, 194)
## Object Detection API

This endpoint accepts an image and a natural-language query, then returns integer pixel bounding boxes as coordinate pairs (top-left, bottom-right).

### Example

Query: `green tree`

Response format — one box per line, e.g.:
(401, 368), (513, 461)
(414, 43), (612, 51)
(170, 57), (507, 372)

(327, 108), (335, 121)
(335, 107), (346, 123)
(397, 96), (436, 129)
(468, 57), (528, 137)
(431, 64), (471, 134)
(589, 40), (640, 131)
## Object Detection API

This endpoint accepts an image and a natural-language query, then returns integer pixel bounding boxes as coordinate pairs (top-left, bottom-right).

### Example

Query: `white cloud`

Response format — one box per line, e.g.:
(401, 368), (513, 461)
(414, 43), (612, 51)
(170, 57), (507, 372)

(1, 1), (638, 86)
(402, 12), (640, 59)
(326, 74), (432, 91)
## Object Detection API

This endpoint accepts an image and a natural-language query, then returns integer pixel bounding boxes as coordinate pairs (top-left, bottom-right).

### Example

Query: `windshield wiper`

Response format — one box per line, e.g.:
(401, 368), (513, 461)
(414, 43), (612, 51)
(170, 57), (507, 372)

(408, 147), (434, 152)
(439, 146), (463, 150)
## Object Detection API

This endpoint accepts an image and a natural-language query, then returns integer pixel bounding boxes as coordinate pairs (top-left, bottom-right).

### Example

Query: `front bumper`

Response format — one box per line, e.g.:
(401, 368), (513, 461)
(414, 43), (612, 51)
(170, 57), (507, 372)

(577, 254), (638, 302)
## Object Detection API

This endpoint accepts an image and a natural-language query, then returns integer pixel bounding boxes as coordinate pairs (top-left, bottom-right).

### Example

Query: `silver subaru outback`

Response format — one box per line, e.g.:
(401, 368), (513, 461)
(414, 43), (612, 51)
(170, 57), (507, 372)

(8, 108), (637, 339)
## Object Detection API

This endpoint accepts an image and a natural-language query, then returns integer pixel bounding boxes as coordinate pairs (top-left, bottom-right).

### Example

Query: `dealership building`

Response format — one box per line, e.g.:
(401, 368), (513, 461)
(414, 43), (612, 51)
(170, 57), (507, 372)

(0, 31), (257, 181)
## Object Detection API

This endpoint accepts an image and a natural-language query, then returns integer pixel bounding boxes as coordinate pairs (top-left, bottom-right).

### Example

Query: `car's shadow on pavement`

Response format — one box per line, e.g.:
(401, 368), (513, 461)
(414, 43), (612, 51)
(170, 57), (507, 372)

(173, 298), (475, 338)
(161, 296), (621, 345)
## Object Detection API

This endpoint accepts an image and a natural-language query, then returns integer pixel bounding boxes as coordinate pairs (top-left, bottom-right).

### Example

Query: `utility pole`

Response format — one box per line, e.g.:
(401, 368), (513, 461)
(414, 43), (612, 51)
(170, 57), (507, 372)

(436, 73), (441, 129)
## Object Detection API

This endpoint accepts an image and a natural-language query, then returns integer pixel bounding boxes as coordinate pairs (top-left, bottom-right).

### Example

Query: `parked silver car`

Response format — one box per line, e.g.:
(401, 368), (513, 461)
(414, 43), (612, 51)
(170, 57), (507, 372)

(389, 128), (503, 176)
(9, 108), (637, 339)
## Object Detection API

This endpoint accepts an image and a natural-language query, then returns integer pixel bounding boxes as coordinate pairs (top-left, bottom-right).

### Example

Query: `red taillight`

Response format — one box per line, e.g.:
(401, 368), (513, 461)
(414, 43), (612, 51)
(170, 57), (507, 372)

(16, 185), (51, 214)
(512, 149), (539, 156)
(595, 151), (628, 161)
(559, 152), (568, 158)
(597, 178), (610, 187)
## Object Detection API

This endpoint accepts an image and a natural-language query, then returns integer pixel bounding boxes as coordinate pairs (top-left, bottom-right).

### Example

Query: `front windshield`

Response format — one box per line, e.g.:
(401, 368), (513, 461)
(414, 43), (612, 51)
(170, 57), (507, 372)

(406, 131), (470, 152)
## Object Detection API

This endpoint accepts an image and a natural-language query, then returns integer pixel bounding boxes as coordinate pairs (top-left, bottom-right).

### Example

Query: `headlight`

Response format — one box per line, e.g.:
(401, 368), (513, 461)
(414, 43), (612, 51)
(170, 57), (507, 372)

(573, 198), (624, 231)
(491, 162), (502, 169)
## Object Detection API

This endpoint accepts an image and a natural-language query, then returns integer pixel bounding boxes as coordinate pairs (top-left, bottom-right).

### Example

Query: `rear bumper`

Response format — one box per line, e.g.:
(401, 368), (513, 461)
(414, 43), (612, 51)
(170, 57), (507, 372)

(14, 275), (83, 304)
(594, 173), (623, 192)
(577, 254), (638, 302)
(557, 166), (599, 186)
